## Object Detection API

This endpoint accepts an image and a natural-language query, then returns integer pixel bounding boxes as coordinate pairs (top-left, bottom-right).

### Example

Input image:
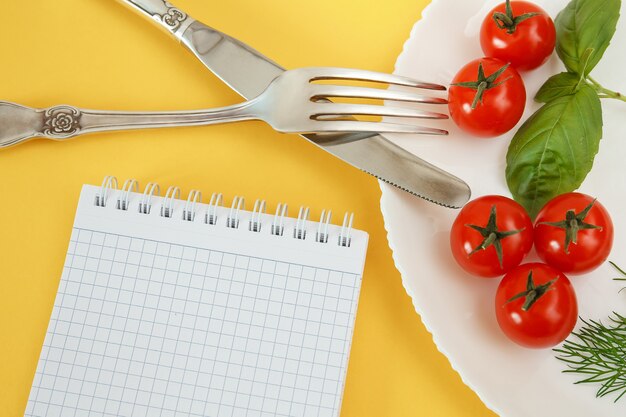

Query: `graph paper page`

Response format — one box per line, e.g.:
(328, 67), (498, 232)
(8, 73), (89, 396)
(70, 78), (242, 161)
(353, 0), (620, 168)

(25, 185), (368, 417)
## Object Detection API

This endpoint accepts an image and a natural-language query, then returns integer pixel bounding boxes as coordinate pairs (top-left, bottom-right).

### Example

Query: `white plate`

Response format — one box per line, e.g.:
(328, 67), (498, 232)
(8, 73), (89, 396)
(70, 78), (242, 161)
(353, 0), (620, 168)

(380, 1), (626, 416)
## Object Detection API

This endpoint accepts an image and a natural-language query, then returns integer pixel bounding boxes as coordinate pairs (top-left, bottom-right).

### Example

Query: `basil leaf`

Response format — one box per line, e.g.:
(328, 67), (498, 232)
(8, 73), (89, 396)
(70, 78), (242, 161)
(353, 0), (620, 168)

(577, 47), (595, 78)
(535, 72), (580, 103)
(555, 0), (620, 76)
(506, 84), (602, 218)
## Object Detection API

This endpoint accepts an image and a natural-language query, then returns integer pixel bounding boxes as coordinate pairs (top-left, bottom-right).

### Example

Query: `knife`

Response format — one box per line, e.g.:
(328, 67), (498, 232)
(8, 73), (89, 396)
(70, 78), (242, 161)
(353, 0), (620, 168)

(118, 0), (471, 208)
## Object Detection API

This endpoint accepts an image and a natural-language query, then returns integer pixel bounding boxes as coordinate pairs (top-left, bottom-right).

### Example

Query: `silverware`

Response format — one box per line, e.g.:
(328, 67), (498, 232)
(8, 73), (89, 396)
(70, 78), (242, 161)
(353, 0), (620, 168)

(120, 0), (471, 208)
(0, 68), (448, 148)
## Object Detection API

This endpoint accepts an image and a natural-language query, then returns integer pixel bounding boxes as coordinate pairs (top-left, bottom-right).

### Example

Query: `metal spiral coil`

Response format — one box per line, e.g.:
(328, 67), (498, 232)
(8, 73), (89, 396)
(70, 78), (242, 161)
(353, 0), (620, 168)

(95, 176), (354, 246)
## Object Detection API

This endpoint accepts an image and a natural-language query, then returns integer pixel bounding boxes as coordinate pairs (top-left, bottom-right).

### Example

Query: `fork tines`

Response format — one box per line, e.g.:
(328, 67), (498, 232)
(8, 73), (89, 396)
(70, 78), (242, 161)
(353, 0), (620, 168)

(305, 67), (449, 135)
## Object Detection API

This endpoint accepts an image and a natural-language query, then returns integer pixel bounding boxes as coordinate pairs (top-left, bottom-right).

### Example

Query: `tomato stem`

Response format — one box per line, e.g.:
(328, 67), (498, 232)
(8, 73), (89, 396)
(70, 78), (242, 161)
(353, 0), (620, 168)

(588, 76), (626, 103)
(522, 289), (538, 311)
(483, 232), (497, 248)
(569, 216), (579, 246)
(492, 0), (540, 35)
(538, 199), (602, 254)
(451, 62), (512, 110)
(505, 271), (558, 311)
(466, 205), (525, 268)
(473, 81), (488, 108)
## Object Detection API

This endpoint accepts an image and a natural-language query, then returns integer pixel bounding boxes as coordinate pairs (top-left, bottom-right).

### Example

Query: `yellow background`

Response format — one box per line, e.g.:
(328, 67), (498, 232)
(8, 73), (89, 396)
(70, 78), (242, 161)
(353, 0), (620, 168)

(0, 1), (495, 416)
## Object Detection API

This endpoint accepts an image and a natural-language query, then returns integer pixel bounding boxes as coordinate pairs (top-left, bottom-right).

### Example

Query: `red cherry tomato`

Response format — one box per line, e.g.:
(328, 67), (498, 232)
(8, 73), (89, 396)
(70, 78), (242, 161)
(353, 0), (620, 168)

(480, 0), (556, 71)
(495, 263), (577, 348)
(448, 57), (526, 138)
(534, 193), (614, 275)
(450, 195), (533, 278)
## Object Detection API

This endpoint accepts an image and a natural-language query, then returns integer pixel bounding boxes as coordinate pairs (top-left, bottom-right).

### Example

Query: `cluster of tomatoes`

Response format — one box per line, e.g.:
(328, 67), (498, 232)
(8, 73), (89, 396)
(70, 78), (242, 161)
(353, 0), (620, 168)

(450, 193), (614, 348)
(448, 0), (556, 137)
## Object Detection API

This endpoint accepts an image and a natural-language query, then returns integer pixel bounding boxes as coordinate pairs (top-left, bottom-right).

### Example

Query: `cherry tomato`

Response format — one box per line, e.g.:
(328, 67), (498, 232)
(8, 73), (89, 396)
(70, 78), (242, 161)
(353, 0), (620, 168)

(534, 193), (613, 275)
(480, 0), (556, 71)
(495, 263), (577, 348)
(448, 57), (526, 138)
(450, 195), (533, 278)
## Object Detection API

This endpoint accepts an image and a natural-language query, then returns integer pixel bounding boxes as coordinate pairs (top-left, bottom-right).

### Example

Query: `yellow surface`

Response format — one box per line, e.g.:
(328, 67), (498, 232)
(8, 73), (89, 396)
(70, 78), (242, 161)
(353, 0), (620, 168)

(0, 1), (496, 416)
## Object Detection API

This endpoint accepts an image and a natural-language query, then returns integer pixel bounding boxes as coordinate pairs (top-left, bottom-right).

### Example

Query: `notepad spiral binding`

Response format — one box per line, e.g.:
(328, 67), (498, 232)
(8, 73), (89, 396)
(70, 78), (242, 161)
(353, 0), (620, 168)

(94, 176), (354, 247)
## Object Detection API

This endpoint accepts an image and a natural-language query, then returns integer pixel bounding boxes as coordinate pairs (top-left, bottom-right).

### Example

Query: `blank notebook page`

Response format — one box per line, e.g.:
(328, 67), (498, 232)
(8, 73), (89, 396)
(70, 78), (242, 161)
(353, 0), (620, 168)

(25, 184), (368, 417)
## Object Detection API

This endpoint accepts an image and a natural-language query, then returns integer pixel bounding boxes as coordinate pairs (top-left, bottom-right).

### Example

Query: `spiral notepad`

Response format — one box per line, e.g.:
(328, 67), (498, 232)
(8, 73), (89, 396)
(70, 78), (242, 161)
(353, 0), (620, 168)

(25, 176), (368, 417)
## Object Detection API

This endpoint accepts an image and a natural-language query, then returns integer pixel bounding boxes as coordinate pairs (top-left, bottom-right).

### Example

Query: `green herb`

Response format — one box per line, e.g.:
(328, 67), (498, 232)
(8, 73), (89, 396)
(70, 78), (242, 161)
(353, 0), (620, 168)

(505, 0), (624, 218)
(554, 262), (626, 402)
(554, 314), (626, 402)
(505, 84), (602, 217)
(555, 0), (620, 77)
(612, 261), (626, 281)
(534, 72), (580, 103)
(610, 261), (626, 291)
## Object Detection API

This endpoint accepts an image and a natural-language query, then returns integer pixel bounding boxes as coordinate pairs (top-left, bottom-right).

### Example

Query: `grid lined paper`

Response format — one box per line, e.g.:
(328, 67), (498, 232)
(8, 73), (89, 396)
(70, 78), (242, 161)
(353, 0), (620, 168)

(25, 222), (363, 417)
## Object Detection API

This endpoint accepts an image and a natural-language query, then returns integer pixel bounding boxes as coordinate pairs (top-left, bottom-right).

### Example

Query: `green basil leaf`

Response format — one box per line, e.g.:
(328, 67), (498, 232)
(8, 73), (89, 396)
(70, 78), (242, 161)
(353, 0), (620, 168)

(506, 84), (602, 218)
(535, 72), (580, 103)
(577, 47), (595, 78)
(555, 0), (620, 76)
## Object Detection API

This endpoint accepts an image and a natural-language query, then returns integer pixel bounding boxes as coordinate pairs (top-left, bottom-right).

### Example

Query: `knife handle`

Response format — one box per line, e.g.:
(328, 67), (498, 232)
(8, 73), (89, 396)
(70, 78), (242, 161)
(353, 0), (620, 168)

(118, 0), (194, 40)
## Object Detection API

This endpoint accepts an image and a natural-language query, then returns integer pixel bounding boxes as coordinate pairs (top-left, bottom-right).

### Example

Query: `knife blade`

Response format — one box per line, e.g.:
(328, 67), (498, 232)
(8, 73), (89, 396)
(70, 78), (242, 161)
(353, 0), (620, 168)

(118, 0), (471, 208)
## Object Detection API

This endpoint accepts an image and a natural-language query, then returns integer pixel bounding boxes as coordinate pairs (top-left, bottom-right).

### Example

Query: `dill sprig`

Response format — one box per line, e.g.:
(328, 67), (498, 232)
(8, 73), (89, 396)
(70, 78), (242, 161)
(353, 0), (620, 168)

(554, 314), (626, 402)
(553, 261), (626, 402)
(610, 261), (626, 284)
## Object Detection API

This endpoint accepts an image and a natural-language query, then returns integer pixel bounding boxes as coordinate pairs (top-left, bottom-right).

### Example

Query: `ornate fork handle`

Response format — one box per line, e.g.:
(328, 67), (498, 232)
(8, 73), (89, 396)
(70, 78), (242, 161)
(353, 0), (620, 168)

(0, 101), (257, 148)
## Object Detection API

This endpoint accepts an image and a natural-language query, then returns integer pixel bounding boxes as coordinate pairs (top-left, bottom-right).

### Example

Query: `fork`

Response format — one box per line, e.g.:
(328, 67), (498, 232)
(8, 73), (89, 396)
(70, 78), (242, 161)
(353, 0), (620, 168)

(0, 67), (448, 149)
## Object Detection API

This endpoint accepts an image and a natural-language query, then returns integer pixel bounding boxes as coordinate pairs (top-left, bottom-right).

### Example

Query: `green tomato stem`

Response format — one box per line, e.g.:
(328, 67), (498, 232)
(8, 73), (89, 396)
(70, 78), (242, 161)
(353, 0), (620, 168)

(588, 76), (626, 103)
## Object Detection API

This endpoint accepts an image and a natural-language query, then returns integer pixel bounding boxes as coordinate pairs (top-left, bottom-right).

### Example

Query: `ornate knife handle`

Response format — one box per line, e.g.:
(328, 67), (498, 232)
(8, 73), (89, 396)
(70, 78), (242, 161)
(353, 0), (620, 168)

(119, 0), (194, 38)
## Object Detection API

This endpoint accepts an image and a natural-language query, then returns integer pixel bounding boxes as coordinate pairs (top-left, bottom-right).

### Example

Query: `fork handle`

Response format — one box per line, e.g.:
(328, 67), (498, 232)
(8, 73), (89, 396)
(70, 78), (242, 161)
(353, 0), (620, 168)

(0, 101), (257, 148)
(118, 0), (195, 39)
